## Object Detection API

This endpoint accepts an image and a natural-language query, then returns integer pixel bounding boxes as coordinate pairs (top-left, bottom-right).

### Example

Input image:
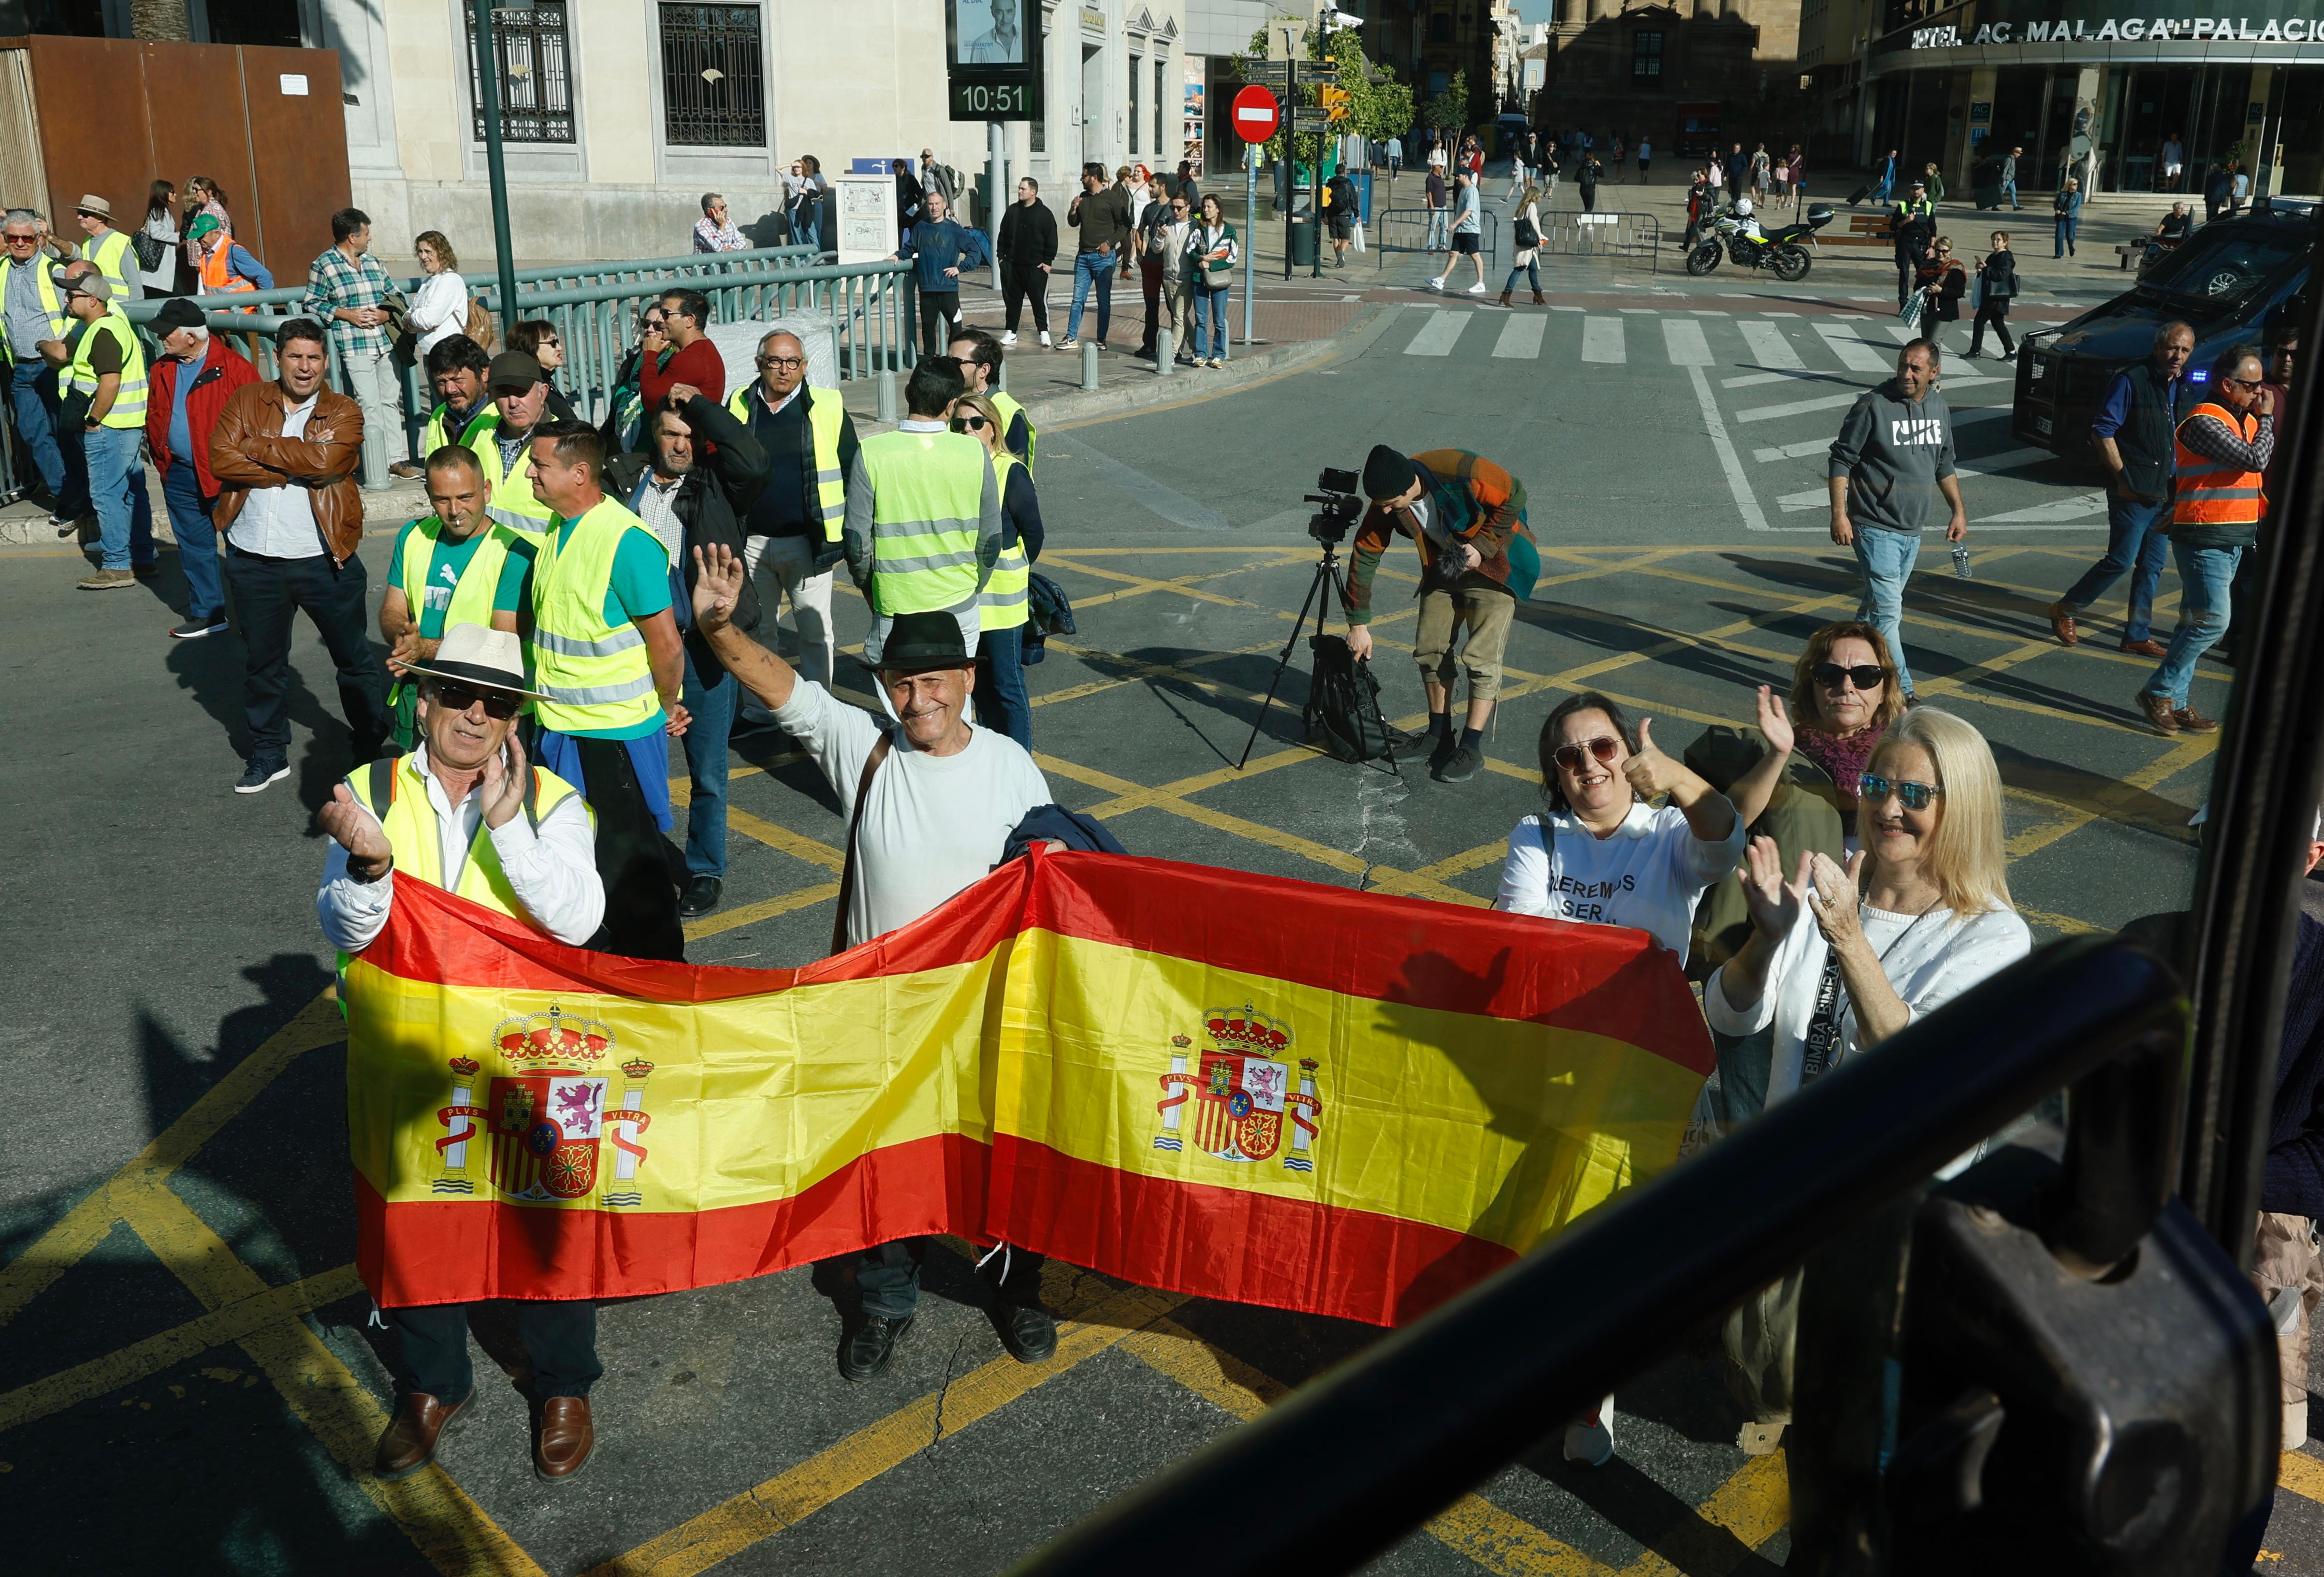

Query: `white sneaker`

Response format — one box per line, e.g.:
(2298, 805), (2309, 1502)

(1039, 331), (1053, 347)
(1562, 1396), (1615, 1468)
(999, 330), (1018, 346)
(1426, 276), (1446, 291)
(1466, 282), (1488, 295)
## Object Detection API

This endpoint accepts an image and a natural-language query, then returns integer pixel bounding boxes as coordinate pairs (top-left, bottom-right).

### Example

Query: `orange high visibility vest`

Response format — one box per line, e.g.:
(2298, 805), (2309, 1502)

(199, 233), (259, 309)
(2172, 402), (2264, 528)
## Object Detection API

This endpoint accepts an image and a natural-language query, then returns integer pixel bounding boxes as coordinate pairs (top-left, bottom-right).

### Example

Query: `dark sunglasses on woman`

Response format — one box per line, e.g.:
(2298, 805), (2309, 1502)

(950, 414), (989, 433)
(1857, 771), (1941, 811)
(1553, 736), (1622, 772)
(1812, 662), (1885, 692)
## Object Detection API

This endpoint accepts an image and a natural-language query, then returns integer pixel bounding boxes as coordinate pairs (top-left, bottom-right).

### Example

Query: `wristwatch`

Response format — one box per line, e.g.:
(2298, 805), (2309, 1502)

(353, 854), (394, 884)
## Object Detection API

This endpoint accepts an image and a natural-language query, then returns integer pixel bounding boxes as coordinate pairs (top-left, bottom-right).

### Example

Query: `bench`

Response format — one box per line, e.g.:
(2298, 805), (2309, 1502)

(1821, 213), (1896, 249)
(2115, 240), (2144, 269)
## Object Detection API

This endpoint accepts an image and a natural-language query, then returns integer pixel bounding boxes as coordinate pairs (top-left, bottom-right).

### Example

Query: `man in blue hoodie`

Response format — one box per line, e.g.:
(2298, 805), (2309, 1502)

(893, 190), (990, 357)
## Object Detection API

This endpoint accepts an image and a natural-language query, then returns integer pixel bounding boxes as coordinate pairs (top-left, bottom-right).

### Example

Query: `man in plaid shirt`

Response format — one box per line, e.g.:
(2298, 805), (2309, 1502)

(304, 207), (407, 488)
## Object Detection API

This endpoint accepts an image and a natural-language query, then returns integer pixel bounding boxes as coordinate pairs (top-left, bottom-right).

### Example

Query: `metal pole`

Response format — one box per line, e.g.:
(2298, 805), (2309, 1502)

(1312, 131), (1325, 279)
(471, 0), (521, 335)
(1243, 142), (1257, 345)
(989, 120), (1006, 293)
(1283, 54), (1297, 281)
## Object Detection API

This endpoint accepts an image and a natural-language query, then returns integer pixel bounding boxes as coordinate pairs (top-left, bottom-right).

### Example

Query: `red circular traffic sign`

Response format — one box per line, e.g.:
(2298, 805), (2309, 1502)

(1231, 84), (1281, 144)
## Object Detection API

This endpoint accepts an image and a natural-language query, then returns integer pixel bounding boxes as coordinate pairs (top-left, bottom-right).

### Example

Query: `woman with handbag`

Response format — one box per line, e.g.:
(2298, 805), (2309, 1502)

(1186, 193), (1238, 369)
(1499, 182), (1545, 308)
(137, 180), (180, 298)
(1967, 230), (2018, 360)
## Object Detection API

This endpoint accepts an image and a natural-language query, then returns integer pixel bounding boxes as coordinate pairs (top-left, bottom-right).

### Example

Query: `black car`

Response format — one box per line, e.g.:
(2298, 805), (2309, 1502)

(2012, 198), (2315, 458)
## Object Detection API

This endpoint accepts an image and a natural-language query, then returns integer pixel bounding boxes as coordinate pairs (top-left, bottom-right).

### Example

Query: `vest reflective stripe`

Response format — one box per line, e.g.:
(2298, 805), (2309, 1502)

(84, 229), (136, 299)
(422, 401), (492, 456)
(68, 309), (149, 428)
(198, 235), (259, 306)
(989, 390), (1036, 471)
(396, 518), (518, 634)
(2173, 403), (2265, 526)
(476, 418), (556, 537)
(530, 498), (669, 733)
(343, 756), (586, 918)
(728, 382), (849, 541)
(979, 450), (1032, 631)
(862, 429), (991, 615)
(0, 257), (67, 359)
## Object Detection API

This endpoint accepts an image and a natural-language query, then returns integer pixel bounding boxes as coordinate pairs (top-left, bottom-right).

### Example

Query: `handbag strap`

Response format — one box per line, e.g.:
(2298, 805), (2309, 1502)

(830, 732), (894, 955)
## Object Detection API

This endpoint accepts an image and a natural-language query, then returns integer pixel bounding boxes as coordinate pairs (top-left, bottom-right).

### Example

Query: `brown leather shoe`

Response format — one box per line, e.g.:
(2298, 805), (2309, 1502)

(2134, 691), (2182, 735)
(533, 1395), (594, 1482)
(2119, 637), (2169, 659)
(374, 1390), (469, 1479)
(2174, 706), (2221, 734)
(2047, 601), (2079, 646)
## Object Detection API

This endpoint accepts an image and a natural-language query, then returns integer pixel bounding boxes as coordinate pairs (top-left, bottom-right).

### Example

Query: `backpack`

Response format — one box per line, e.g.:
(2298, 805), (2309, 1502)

(1303, 634), (1393, 763)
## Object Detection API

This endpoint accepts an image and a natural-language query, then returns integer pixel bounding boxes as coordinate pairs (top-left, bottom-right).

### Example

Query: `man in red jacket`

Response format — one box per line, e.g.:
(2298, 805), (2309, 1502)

(147, 296), (257, 639)
(638, 285), (726, 412)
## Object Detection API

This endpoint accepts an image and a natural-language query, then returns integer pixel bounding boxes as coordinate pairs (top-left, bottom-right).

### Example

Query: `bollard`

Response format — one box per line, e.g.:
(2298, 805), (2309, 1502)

(1156, 326), (1174, 376)
(876, 368), (898, 424)
(1080, 338), (1099, 391)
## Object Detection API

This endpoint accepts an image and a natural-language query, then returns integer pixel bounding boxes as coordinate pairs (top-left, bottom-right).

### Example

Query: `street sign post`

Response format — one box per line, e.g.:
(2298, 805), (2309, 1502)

(1230, 84), (1281, 144)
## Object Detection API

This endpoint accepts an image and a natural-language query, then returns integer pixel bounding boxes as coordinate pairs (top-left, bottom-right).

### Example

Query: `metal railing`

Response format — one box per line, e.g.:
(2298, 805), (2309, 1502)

(1005, 936), (2187, 1576)
(1541, 210), (1662, 271)
(1371, 208), (1498, 265)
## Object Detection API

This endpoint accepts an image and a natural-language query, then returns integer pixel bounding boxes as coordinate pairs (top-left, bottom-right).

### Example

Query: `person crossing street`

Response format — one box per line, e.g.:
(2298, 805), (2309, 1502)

(2046, 322), (2193, 658)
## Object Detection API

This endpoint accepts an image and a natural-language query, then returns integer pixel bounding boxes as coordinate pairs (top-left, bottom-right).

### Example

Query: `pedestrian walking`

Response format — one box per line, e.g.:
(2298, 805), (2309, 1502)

(303, 208), (406, 490)
(1706, 156), (1724, 201)
(147, 296), (256, 637)
(138, 181), (179, 298)
(1725, 143), (1751, 198)
(47, 266), (155, 590)
(1869, 148), (1899, 205)
(692, 192), (748, 254)
(1750, 143), (1771, 201)
(1921, 161), (1946, 205)
(1429, 172), (1488, 294)
(1324, 168), (1361, 270)
(1063, 163), (1129, 352)
(1500, 183), (1545, 308)
(1147, 191), (1196, 363)
(1967, 231), (2017, 360)
(1424, 163), (1450, 252)
(1827, 340), (1965, 704)
(1347, 444), (1540, 784)
(1188, 194), (1237, 367)
(2046, 321), (2194, 656)
(2054, 177), (2083, 256)
(68, 194), (141, 303)
(608, 384), (771, 918)
(948, 327), (1035, 466)
(997, 177), (1056, 349)
(1577, 152), (1603, 214)
(208, 316), (388, 792)
(1611, 136), (1625, 184)
(2133, 343), (2272, 736)
(893, 188), (988, 355)
(507, 420), (690, 961)
(1506, 141), (1528, 201)
(949, 390), (1041, 748)
(1912, 236), (1968, 361)
(1637, 136), (1652, 183)
(687, 547), (1060, 1380)
(638, 286), (725, 412)
(2000, 145), (2023, 210)
(2162, 133), (2185, 192)
(735, 328), (861, 692)
(846, 357), (999, 670)
(316, 622), (608, 1485)
(1890, 179), (1936, 309)
(377, 448), (532, 752)
(2, 208), (85, 528)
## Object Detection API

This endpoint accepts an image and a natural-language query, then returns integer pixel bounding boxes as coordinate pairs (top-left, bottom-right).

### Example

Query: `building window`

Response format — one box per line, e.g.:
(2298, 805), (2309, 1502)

(467, 1), (576, 144)
(1130, 54), (1142, 155)
(1155, 57), (1166, 157)
(1631, 31), (1663, 80)
(659, 4), (766, 147)
(1428, 10), (1451, 42)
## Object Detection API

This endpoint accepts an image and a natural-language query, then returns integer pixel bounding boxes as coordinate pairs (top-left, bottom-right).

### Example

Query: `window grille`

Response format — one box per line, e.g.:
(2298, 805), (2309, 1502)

(659, 3), (767, 148)
(467, 1), (576, 144)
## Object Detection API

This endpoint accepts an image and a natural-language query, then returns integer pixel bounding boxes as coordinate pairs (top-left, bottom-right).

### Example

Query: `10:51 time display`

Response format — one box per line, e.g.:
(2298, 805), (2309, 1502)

(949, 78), (1035, 120)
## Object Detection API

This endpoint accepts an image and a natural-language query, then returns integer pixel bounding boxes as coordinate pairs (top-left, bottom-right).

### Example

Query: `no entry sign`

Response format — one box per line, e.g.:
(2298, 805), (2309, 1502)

(1231, 84), (1281, 144)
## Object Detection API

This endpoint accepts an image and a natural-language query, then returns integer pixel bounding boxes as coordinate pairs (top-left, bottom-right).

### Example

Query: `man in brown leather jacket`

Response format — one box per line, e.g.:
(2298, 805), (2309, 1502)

(209, 316), (390, 792)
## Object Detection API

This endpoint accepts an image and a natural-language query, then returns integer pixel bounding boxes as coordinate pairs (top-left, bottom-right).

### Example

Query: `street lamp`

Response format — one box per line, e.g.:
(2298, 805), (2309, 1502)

(471, 0), (525, 336)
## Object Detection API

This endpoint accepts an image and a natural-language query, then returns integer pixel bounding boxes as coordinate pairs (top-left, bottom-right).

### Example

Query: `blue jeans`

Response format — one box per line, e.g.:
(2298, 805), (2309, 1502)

(1852, 527), (1923, 695)
(161, 460), (222, 619)
(2000, 179), (2019, 209)
(1067, 250), (1115, 343)
(1195, 286), (1229, 359)
(975, 623), (1032, 749)
(2144, 542), (2240, 708)
(7, 357), (84, 513)
(678, 646), (739, 879)
(1870, 177), (1893, 203)
(1426, 209), (1450, 249)
(84, 424), (153, 572)
(2054, 215), (2079, 256)
(1504, 261), (1540, 293)
(2060, 493), (2171, 643)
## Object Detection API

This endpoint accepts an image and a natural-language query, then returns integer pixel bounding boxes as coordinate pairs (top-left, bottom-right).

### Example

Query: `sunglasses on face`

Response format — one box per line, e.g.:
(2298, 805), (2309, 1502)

(1858, 771), (1941, 811)
(1813, 662), (1886, 692)
(1552, 736), (1622, 772)
(538, 336), (561, 349)
(429, 681), (522, 720)
(950, 414), (989, 432)
(757, 355), (805, 370)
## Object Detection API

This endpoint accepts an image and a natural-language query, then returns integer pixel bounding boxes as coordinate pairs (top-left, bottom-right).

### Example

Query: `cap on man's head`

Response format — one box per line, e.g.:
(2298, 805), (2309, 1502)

(1360, 444), (1419, 502)
(51, 266), (109, 301)
(151, 297), (206, 334)
(878, 611), (972, 674)
(74, 193), (113, 222)
(1909, 178), (1926, 188)
(487, 350), (544, 393)
(184, 213), (222, 243)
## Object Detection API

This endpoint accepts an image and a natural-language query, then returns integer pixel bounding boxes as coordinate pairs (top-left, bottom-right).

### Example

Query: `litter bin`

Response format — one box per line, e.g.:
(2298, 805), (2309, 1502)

(1288, 217), (1319, 268)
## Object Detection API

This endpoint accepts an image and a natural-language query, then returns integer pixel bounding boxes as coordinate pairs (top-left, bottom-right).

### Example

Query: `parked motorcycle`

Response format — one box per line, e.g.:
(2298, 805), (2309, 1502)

(1685, 201), (1834, 282)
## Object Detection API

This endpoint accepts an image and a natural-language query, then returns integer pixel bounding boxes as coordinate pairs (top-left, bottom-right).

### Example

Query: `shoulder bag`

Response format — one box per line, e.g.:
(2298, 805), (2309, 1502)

(830, 733), (895, 955)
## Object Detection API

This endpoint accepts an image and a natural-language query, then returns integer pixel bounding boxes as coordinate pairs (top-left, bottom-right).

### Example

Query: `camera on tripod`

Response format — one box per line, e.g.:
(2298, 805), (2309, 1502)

(1305, 466), (1364, 547)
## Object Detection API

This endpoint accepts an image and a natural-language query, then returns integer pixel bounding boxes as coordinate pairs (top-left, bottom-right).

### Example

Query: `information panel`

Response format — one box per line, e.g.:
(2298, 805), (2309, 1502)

(947, 0), (1042, 122)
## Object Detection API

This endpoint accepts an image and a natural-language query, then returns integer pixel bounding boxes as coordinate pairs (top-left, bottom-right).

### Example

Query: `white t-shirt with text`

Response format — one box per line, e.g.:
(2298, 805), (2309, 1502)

(1495, 800), (1747, 961)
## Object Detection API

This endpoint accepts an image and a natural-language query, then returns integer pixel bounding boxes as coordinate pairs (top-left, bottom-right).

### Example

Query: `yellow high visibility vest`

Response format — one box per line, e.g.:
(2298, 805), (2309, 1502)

(475, 416), (556, 537)
(82, 228), (137, 300)
(67, 308), (148, 429)
(422, 399), (493, 457)
(342, 753), (589, 921)
(860, 427), (991, 618)
(980, 450), (1032, 632)
(389, 518), (529, 711)
(728, 382), (849, 542)
(530, 497), (669, 735)
(0, 256), (67, 360)
(988, 389), (1036, 472)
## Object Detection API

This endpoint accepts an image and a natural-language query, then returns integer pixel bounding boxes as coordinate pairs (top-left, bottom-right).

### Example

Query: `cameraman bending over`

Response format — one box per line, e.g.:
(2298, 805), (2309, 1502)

(1346, 445), (1540, 783)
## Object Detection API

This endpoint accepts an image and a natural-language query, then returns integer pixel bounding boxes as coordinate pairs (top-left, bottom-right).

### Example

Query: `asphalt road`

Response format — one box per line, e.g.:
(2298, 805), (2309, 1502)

(1, 247), (2313, 1575)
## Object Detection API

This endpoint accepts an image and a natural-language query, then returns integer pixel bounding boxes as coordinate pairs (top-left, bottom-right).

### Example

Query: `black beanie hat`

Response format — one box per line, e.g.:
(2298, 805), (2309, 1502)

(1361, 444), (1418, 502)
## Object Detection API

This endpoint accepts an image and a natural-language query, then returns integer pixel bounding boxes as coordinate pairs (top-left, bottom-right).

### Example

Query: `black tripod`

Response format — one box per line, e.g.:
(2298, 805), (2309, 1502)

(1235, 539), (1403, 777)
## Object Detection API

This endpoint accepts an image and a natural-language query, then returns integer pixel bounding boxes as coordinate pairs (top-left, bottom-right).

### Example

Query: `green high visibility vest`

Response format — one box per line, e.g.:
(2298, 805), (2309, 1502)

(860, 428), (991, 618)
(67, 308), (148, 429)
(530, 497), (669, 735)
(728, 382), (849, 542)
(979, 450), (1031, 633)
(0, 256), (66, 361)
(988, 389), (1036, 472)
(82, 229), (137, 300)
(474, 415), (556, 537)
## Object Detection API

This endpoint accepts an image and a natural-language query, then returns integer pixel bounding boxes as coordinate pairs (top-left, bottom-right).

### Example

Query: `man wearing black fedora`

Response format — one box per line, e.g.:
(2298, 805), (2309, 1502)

(688, 543), (1061, 1381)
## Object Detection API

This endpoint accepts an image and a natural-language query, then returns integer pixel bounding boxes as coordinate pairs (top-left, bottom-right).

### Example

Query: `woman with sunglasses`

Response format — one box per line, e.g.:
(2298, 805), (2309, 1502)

(1737, 621), (1905, 841)
(948, 390), (1042, 747)
(509, 319), (583, 425)
(601, 305), (671, 455)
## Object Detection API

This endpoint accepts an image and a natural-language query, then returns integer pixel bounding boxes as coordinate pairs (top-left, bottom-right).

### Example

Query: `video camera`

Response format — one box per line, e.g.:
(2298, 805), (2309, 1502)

(1305, 466), (1365, 547)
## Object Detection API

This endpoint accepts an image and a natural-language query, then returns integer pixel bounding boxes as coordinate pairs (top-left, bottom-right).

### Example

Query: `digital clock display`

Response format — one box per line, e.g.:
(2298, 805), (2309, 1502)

(950, 78), (1035, 120)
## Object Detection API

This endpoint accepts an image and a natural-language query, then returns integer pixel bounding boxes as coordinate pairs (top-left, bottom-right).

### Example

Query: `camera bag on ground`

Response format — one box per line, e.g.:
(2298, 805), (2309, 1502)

(1304, 634), (1393, 762)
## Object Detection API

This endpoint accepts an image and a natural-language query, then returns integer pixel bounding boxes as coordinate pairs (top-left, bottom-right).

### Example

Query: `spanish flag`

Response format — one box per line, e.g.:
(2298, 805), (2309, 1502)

(347, 851), (1711, 1326)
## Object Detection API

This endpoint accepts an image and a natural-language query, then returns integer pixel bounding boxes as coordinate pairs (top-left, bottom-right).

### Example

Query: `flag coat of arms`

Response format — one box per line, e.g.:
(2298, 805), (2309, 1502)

(346, 851), (1712, 1326)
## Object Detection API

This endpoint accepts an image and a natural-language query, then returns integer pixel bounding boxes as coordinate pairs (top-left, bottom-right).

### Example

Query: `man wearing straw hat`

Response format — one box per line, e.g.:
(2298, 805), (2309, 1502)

(70, 193), (141, 303)
(316, 621), (609, 1484)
